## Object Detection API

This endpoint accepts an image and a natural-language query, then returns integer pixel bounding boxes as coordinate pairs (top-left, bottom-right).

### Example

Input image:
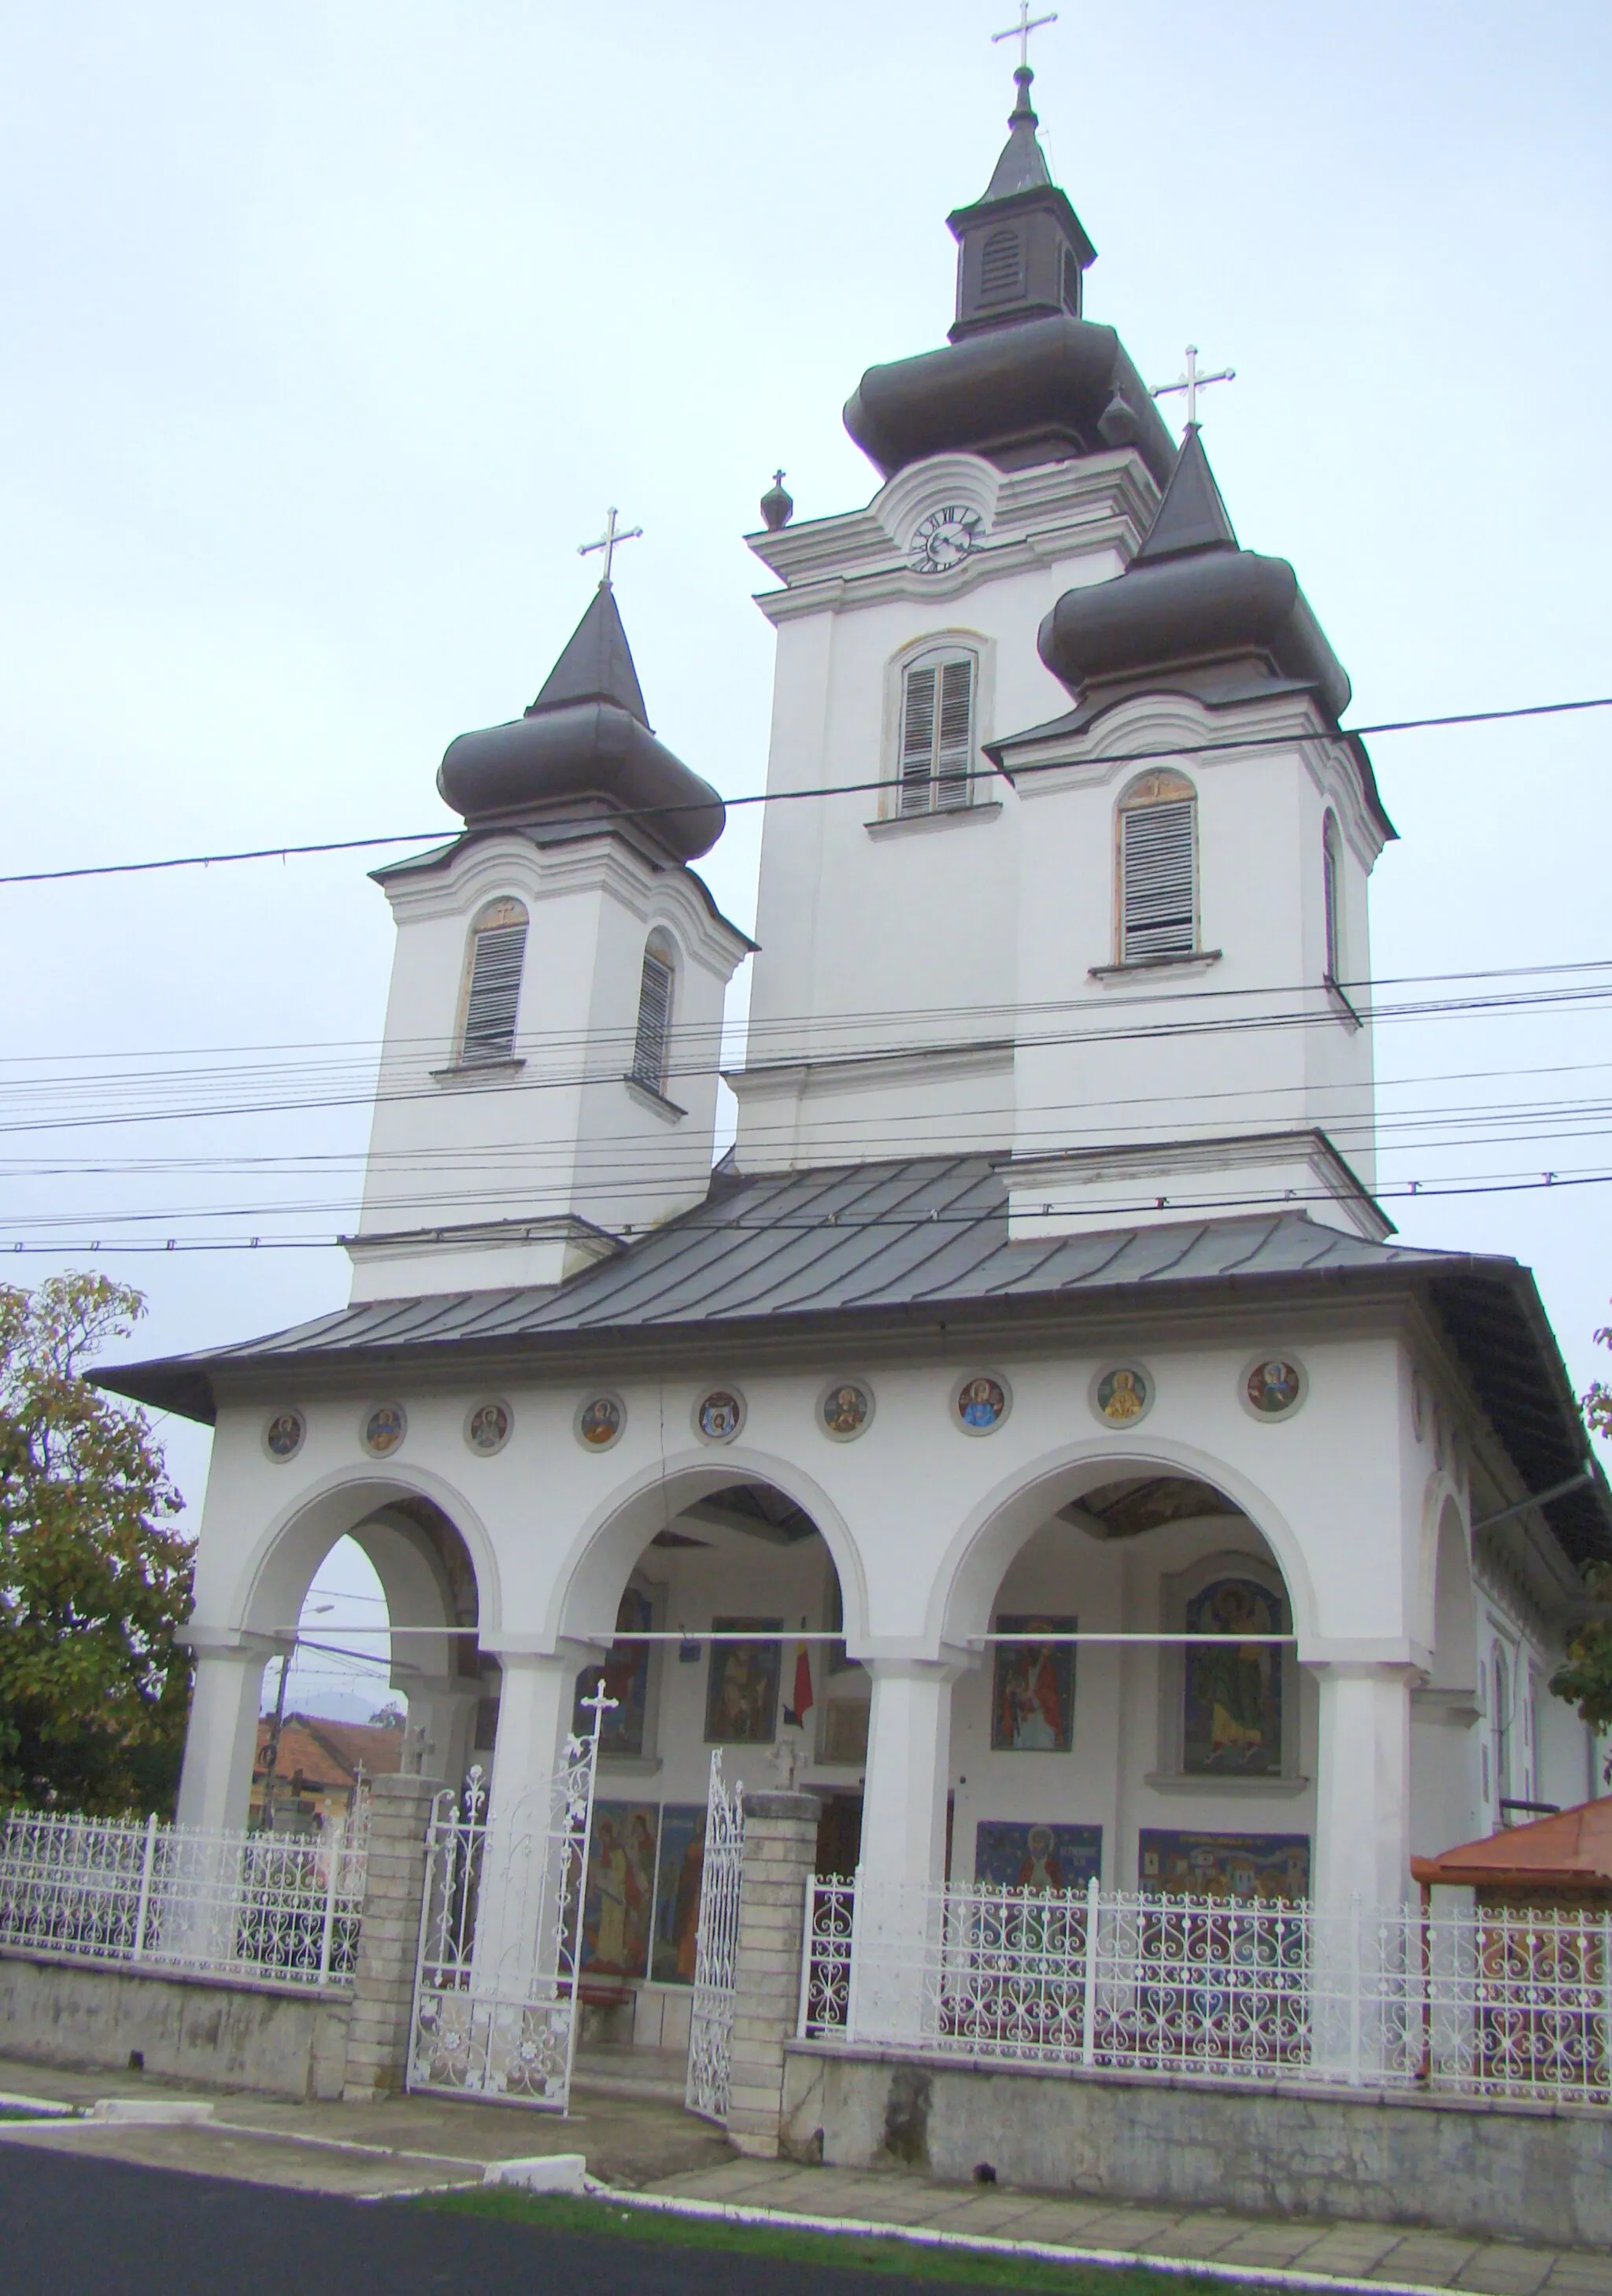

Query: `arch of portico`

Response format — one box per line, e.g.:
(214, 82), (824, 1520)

(178, 1462), (496, 1835)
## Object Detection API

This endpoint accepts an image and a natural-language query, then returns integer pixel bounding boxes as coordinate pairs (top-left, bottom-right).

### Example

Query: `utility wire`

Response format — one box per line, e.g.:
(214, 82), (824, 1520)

(2, 693), (1610, 889)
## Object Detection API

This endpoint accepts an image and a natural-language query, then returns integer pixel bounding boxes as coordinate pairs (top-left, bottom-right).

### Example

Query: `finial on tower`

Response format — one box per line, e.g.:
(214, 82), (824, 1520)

(578, 505), (644, 589)
(760, 469), (794, 531)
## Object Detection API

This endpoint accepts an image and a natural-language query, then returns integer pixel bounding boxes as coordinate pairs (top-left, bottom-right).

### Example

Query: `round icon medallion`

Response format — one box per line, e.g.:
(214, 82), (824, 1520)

(263, 1410), (305, 1462)
(464, 1399), (512, 1456)
(693, 1388), (745, 1444)
(1242, 1357), (1306, 1420)
(1092, 1365), (1152, 1429)
(819, 1379), (874, 1442)
(575, 1394), (626, 1451)
(952, 1373), (1010, 1435)
(362, 1403), (407, 1458)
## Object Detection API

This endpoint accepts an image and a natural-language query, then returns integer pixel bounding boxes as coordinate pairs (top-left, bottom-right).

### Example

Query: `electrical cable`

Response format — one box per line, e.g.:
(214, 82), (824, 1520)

(2, 693), (1609, 889)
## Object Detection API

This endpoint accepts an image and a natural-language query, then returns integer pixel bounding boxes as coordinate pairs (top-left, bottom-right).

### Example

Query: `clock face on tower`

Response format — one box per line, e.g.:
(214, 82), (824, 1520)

(910, 504), (983, 574)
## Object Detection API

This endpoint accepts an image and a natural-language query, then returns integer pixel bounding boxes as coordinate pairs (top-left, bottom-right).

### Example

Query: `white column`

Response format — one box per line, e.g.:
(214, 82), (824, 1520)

(176, 1640), (281, 1832)
(859, 1658), (962, 1892)
(1311, 1661), (1415, 1912)
(482, 1645), (603, 1830)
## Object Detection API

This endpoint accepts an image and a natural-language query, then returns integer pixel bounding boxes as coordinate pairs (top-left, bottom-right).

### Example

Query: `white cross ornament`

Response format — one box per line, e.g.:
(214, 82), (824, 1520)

(1149, 344), (1236, 434)
(578, 505), (643, 587)
(992, 0), (1057, 71)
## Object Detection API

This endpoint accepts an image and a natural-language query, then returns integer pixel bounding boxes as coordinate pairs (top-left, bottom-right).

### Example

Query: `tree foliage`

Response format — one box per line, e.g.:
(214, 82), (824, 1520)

(1548, 1317), (1612, 1758)
(0, 1273), (193, 1814)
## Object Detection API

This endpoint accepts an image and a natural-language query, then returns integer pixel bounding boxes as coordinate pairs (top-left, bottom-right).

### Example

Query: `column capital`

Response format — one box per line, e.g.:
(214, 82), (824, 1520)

(856, 1647), (974, 1684)
(182, 1628), (291, 1662)
(478, 1637), (608, 1671)
(1302, 1652), (1427, 1682)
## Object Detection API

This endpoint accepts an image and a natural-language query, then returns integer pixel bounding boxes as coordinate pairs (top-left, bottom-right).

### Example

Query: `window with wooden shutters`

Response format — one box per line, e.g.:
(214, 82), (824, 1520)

(460, 898), (527, 1063)
(898, 654), (975, 817)
(1117, 772), (1197, 961)
(631, 934), (675, 1094)
(1322, 813), (1343, 981)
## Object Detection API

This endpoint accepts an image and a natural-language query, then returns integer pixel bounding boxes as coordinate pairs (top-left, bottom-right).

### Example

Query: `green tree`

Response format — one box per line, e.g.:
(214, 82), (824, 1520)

(1549, 1315), (1612, 1765)
(0, 1273), (193, 1814)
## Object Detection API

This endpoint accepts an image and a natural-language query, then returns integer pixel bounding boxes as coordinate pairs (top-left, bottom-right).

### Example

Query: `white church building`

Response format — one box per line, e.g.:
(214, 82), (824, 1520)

(112, 54), (1608, 2076)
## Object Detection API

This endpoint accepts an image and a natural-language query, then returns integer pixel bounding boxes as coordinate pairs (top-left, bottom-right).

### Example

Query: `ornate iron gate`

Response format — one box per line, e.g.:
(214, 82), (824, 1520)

(685, 1748), (745, 2122)
(407, 1684), (611, 2112)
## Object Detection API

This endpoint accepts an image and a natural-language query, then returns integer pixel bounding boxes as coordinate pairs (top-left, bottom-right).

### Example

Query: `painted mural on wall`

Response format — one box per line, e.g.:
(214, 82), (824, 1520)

(974, 1821), (1102, 1891)
(649, 1802), (705, 1985)
(581, 1799), (660, 1977)
(573, 1584), (654, 1758)
(1183, 1577), (1284, 1773)
(991, 1616), (1075, 1751)
(1138, 1829), (1310, 1901)
(704, 1618), (783, 1744)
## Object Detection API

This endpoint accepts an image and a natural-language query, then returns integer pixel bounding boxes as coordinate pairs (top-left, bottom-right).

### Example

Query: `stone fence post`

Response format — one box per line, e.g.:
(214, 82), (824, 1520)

(342, 1771), (446, 2103)
(726, 1788), (819, 2157)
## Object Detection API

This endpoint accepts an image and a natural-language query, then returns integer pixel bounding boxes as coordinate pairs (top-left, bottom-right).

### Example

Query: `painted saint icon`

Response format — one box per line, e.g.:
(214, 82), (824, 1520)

(1183, 1577), (1284, 1773)
(573, 1585), (653, 1757)
(363, 1404), (406, 1457)
(821, 1382), (870, 1438)
(974, 1820), (1101, 1891)
(697, 1389), (743, 1441)
(1095, 1366), (1148, 1424)
(990, 1616), (1075, 1751)
(578, 1396), (623, 1447)
(264, 1411), (304, 1461)
(704, 1618), (782, 1744)
(467, 1401), (509, 1455)
(1246, 1359), (1303, 1415)
(650, 1804), (706, 1984)
(957, 1375), (1007, 1431)
(581, 1800), (659, 1978)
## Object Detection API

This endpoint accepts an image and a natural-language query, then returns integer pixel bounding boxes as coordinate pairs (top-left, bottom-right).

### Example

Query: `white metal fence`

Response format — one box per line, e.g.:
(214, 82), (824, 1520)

(685, 1750), (745, 2124)
(0, 1804), (369, 1988)
(800, 1876), (1612, 2107)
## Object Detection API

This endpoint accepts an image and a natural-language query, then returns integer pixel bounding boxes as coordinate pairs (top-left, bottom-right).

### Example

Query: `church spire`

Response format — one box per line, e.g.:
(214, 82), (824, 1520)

(1133, 426), (1240, 564)
(945, 44), (1094, 342)
(979, 65), (1053, 202)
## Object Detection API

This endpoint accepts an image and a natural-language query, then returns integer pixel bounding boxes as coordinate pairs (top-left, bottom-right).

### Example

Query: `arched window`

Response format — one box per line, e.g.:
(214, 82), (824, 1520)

(898, 649), (976, 817)
(1059, 246), (1081, 316)
(1117, 770), (1197, 961)
(459, 897), (527, 1064)
(1322, 812), (1344, 982)
(979, 226), (1024, 303)
(631, 930), (676, 1094)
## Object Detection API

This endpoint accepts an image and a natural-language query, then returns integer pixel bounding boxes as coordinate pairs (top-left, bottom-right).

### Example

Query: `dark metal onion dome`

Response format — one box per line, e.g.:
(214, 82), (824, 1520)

(1035, 427), (1352, 726)
(841, 67), (1174, 486)
(437, 584), (725, 863)
(760, 469), (794, 531)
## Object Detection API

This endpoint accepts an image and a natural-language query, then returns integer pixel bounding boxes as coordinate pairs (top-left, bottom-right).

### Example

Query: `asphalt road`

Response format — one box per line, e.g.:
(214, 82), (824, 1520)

(0, 2146), (927, 2296)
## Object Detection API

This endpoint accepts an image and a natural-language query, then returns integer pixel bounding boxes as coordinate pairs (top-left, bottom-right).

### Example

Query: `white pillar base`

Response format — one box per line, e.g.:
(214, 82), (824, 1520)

(176, 1642), (282, 1832)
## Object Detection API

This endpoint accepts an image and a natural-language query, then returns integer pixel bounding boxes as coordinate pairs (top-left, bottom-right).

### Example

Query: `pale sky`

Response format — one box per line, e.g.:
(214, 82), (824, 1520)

(2, 4), (1609, 1715)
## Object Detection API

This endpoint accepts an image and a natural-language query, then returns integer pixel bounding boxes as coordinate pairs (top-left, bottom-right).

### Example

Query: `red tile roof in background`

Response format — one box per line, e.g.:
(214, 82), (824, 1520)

(1411, 1798), (1612, 1892)
(252, 1714), (405, 1791)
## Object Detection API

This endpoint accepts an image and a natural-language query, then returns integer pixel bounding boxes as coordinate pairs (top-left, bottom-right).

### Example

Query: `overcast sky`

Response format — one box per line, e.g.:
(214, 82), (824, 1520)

(2, 2), (1609, 1712)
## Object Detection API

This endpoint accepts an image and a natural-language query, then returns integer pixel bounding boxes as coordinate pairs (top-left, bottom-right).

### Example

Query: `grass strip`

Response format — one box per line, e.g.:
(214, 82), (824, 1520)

(412, 2189), (1240, 2296)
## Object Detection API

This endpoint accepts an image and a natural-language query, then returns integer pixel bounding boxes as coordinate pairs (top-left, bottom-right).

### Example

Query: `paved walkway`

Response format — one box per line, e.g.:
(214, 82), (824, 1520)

(0, 2056), (1607, 2293)
(639, 2157), (1612, 2296)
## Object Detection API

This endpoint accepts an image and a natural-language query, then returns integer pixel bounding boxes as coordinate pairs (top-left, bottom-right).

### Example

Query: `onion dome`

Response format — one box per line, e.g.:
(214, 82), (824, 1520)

(1035, 427), (1354, 725)
(841, 67), (1175, 486)
(437, 583), (725, 864)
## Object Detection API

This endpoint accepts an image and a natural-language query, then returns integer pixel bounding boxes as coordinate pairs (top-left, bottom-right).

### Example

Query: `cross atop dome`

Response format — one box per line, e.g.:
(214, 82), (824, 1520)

(578, 505), (643, 590)
(991, 1), (1057, 74)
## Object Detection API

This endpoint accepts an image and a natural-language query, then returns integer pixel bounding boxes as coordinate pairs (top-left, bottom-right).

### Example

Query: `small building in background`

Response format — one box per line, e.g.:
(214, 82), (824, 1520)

(248, 1714), (403, 1834)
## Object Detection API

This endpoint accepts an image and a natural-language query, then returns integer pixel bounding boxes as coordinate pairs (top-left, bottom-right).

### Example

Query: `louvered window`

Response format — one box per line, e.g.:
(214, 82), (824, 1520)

(899, 656), (974, 817)
(1118, 778), (1196, 960)
(1060, 246), (1081, 316)
(979, 227), (1024, 303)
(460, 900), (527, 1063)
(1322, 815), (1342, 980)
(632, 944), (675, 1093)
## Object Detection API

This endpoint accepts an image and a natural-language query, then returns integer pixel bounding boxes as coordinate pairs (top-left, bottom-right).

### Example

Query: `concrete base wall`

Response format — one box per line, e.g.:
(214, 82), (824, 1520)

(0, 1949), (353, 2102)
(782, 2042), (1612, 2250)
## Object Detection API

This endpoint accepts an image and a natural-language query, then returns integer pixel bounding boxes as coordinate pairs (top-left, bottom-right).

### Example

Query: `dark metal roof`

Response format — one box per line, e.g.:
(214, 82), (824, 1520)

(96, 1155), (1610, 1569)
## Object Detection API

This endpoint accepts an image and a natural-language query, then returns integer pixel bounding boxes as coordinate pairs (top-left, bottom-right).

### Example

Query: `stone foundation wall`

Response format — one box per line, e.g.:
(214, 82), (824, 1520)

(782, 2041), (1612, 2250)
(0, 1948), (352, 2101)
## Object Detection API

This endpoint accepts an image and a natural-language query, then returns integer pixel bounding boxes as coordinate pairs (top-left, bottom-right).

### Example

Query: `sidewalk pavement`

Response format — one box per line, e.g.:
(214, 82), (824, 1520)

(0, 2056), (1606, 2294)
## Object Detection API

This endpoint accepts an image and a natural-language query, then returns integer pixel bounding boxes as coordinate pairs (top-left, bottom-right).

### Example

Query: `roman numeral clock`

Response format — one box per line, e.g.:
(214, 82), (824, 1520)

(910, 503), (983, 573)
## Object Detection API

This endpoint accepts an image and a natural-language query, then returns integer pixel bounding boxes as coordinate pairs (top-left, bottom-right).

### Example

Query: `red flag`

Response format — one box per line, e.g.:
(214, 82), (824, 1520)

(788, 1644), (814, 1726)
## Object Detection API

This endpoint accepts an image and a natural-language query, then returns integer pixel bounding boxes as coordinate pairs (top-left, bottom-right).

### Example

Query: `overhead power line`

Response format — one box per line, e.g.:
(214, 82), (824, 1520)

(2, 693), (1610, 889)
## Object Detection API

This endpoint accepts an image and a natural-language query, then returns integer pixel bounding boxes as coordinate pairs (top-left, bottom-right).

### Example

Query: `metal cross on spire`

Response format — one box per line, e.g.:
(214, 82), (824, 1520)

(991, 0), (1057, 72)
(1149, 345), (1237, 435)
(578, 505), (644, 587)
